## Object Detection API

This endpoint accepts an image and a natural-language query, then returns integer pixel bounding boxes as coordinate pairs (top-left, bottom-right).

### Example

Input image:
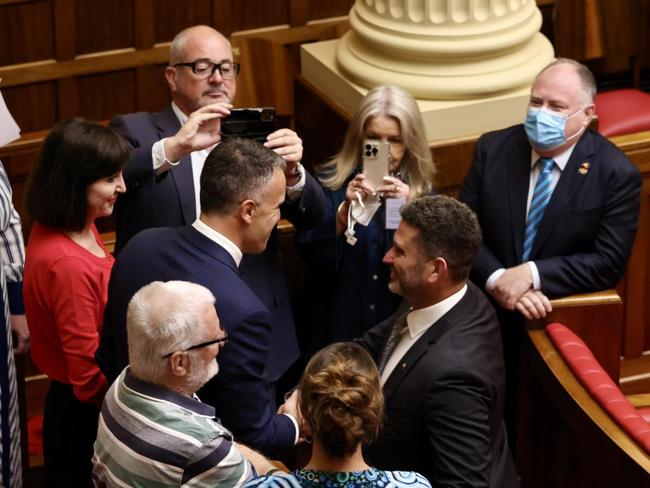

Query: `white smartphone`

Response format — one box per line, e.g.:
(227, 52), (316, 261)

(362, 139), (389, 192)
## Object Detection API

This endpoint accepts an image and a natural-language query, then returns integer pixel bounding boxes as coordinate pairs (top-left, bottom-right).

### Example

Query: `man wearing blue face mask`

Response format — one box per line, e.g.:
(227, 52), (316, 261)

(459, 58), (641, 445)
(460, 57), (641, 320)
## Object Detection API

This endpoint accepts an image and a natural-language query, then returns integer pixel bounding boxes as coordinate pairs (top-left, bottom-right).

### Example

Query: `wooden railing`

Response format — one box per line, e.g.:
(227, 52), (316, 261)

(518, 325), (650, 487)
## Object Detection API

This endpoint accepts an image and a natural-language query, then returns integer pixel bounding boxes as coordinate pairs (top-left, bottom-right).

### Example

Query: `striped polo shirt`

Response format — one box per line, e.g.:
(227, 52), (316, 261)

(93, 368), (255, 487)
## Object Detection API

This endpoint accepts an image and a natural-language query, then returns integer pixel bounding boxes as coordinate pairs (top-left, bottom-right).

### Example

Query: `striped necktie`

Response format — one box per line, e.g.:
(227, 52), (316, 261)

(377, 312), (409, 374)
(522, 157), (555, 261)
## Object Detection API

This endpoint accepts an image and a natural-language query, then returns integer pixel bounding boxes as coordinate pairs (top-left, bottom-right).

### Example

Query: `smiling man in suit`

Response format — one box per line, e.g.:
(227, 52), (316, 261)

(96, 137), (301, 457)
(359, 195), (518, 487)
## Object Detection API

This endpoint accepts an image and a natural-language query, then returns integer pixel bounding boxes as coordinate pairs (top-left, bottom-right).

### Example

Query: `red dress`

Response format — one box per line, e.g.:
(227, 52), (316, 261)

(24, 222), (112, 406)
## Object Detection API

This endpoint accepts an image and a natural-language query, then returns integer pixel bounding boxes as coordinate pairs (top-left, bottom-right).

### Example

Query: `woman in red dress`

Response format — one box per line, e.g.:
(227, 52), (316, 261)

(23, 118), (128, 487)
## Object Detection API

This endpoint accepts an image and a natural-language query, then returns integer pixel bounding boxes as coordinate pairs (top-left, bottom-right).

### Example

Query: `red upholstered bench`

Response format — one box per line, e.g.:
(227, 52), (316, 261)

(546, 322), (650, 454)
(595, 89), (650, 137)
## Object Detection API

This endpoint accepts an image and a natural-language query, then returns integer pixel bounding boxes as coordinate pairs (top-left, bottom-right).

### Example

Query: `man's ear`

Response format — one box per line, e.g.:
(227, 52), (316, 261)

(583, 104), (596, 126)
(168, 352), (189, 378)
(426, 257), (448, 284)
(239, 199), (257, 224)
(164, 66), (178, 93)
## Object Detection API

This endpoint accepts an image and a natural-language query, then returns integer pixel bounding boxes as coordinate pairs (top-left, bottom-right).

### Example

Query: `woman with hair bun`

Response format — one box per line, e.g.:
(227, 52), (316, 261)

(245, 342), (430, 487)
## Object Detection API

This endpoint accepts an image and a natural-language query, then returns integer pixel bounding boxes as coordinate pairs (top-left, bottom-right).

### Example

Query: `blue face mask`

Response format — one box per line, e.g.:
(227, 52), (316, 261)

(524, 107), (584, 151)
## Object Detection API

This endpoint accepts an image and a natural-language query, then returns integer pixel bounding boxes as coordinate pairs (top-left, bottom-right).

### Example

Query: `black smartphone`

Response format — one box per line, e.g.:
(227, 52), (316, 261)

(220, 107), (276, 143)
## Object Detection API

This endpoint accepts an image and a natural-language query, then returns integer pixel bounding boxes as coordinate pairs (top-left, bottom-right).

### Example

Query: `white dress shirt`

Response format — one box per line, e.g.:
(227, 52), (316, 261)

(380, 284), (468, 386)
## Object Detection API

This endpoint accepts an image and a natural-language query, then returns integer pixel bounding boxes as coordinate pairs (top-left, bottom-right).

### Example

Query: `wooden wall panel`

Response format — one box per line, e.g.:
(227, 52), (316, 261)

(75, 70), (136, 121)
(306, 0), (353, 20)
(0, 0), (54, 65)
(75, 0), (134, 55)
(228, 0), (288, 32)
(2, 82), (57, 132)
(153, 0), (212, 43)
(135, 64), (170, 113)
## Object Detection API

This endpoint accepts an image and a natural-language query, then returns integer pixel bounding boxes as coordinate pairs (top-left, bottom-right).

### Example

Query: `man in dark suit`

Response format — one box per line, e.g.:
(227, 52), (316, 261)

(96, 138), (300, 456)
(459, 58), (641, 320)
(359, 196), (518, 487)
(109, 25), (324, 390)
(458, 58), (641, 448)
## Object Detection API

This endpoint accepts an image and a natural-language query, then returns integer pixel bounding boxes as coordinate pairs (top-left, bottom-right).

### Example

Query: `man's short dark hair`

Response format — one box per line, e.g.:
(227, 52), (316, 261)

(400, 195), (482, 283)
(200, 137), (284, 215)
(25, 117), (129, 231)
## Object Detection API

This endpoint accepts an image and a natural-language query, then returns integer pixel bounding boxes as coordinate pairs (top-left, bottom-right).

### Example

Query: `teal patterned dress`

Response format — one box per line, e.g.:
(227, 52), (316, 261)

(244, 468), (431, 488)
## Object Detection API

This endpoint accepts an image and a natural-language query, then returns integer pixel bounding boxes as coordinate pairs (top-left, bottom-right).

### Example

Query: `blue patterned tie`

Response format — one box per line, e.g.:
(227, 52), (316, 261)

(522, 158), (555, 261)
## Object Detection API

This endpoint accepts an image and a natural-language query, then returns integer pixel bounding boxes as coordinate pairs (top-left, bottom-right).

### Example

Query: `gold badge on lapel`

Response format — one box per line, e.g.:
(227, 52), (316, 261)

(578, 162), (590, 175)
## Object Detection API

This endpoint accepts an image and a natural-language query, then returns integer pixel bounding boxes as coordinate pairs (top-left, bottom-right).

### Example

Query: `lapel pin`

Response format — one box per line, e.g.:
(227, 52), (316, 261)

(578, 162), (590, 175)
(401, 362), (407, 369)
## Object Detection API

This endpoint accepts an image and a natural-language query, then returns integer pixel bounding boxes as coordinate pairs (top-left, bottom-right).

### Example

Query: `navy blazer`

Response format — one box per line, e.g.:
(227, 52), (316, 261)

(96, 225), (296, 456)
(459, 126), (641, 298)
(358, 283), (518, 487)
(109, 106), (326, 380)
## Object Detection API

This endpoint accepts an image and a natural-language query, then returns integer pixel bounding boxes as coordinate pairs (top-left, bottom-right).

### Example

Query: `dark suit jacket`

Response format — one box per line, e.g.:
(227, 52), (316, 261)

(95, 225), (296, 456)
(459, 125), (641, 298)
(109, 106), (325, 380)
(358, 283), (518, 487)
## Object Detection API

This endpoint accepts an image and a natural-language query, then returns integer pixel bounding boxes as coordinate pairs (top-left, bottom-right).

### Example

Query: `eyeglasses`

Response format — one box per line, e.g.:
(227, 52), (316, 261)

(162, 334), (229, 359)
(173, 60), (240, 80)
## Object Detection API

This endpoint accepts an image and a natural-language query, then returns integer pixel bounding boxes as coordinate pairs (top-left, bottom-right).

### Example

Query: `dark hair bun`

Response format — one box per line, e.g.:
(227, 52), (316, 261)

(299, 343), (383, 458)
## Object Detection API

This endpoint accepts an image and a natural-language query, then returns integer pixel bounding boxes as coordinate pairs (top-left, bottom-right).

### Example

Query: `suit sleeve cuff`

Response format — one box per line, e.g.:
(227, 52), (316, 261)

(527, 261), (541, 290)
(485, 268), (505, 292)
(282, 413), (300, 444)
(286, 164), (306, 202)
(7, 281), (24, 314)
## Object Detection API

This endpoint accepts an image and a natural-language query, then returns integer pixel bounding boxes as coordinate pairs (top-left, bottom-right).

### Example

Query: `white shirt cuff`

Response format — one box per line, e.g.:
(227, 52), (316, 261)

(527, 261), (541, 290)
(285, 164), (306, 202)
(152, 138), (180, 174)
(282, 413), (300, 444)
(485, 268), (506, 291)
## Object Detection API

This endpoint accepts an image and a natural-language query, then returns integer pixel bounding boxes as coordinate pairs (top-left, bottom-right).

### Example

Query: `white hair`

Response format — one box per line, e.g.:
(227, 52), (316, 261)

(127, 280), (216, 385)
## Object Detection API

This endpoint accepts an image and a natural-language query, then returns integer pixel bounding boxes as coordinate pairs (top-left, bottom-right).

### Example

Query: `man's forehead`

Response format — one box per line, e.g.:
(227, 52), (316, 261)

(184, 33), (232, 59)
(395, 221), (419, 246)
(532, 65), (580, 96)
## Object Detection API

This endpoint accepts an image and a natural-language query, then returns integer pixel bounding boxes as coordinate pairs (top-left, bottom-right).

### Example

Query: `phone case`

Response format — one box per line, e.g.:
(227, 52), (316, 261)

(362, 139), (389, 191)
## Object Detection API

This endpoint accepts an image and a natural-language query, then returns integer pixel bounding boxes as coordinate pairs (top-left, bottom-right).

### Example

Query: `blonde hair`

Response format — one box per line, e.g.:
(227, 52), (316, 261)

(319, 85), (436, 197)
(299, 342), (384, 458)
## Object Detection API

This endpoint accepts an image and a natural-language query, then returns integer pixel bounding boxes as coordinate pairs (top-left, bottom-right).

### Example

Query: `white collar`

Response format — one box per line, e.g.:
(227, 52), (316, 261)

(192, 219), (242, 267)
(406, 284), (468, 339)
(530, 142), (578, 171)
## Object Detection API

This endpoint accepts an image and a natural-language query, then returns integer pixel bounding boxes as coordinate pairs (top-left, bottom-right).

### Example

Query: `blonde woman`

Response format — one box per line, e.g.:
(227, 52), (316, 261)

(296, 85), (435, 353)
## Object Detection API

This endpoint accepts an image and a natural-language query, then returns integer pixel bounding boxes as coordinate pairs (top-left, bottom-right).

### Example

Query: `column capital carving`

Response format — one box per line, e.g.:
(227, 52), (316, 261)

(336, 0), (554, 99)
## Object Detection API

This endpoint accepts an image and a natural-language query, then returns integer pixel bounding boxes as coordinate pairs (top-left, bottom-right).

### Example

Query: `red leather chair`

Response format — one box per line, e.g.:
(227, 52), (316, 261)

(546, 322), (650, 454)
(595, 89), (650, 137)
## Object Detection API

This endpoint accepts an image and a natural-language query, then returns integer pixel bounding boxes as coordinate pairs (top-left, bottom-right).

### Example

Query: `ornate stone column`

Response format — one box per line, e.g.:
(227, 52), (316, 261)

(335, 0), (553, 100)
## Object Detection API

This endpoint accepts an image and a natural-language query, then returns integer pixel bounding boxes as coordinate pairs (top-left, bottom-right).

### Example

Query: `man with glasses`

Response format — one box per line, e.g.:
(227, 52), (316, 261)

(93, 280), (278, 487)
(97, 138), (302, 457)
(109, 25), (324, 400)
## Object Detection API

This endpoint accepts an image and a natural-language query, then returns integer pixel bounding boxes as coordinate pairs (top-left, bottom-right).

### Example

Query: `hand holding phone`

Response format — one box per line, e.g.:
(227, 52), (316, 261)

(220, 107), (276, 143)
(362, 139), (389, 192)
